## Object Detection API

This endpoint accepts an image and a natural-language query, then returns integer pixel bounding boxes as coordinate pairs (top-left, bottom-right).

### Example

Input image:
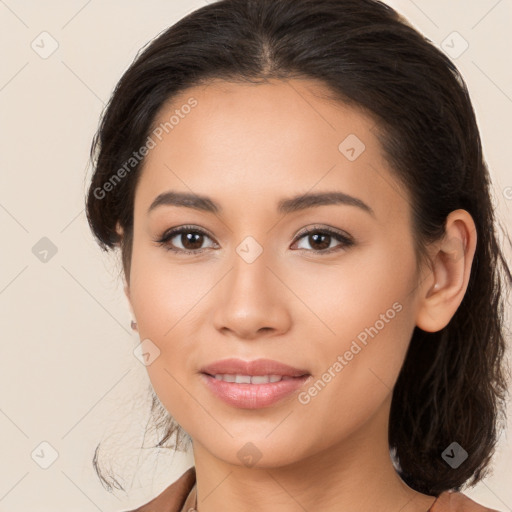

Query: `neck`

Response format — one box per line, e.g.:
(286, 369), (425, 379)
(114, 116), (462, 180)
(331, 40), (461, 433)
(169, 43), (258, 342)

(190, 395), (436, 512)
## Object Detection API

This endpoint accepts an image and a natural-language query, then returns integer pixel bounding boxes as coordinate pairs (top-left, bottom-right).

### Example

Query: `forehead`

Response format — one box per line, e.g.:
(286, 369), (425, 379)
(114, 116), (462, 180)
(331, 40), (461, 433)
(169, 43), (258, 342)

(135, 78), (409, 223)
(151, 77), (376, 150)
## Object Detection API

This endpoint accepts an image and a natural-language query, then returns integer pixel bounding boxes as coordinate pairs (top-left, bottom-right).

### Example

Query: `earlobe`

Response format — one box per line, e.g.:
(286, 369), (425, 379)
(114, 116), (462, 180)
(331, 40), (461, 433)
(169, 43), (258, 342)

(119, 230), (136, 330)
(124, 284), (133, 311)
(415, 209), (477, 333)
(124, 283), (137, 329)
(124, 283), (131, 301)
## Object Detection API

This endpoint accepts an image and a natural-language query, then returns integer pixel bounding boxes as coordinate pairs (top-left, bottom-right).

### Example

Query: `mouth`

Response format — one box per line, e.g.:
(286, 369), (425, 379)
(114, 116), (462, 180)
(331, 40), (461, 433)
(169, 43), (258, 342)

(199, 358), (311, 409)
(200, 357), (310, 378)
(200, 373), (311, 409)
(202, 373), (306, 384)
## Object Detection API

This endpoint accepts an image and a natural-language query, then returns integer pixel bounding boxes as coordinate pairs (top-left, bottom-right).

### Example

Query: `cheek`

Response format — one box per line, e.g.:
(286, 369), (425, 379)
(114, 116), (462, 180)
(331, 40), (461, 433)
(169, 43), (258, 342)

(291, 238), (416, 348)
(128, 264), (210, 430)
(292, 243), (417, 403)
(129, 244), (215, 337)
(292, 290), (414, 455)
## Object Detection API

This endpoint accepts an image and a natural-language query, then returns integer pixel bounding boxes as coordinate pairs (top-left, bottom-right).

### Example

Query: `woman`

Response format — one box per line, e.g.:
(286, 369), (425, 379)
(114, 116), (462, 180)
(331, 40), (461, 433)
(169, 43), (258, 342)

(85, 0), (511, 510)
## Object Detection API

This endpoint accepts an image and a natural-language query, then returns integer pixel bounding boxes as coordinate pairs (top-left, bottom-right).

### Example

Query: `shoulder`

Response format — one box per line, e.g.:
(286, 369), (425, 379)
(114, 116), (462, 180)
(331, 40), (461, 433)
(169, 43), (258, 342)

(121, 466), (196, 512)
(431, 490), (502, 512)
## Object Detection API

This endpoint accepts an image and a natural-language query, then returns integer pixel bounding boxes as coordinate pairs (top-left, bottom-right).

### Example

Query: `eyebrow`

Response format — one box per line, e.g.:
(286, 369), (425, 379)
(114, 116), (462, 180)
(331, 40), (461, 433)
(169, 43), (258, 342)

(147, 190), (375, 217)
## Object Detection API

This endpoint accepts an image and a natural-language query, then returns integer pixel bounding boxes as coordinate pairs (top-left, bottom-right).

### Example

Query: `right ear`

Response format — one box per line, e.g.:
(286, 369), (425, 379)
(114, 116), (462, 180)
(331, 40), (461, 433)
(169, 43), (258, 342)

(117, 222), (134, 315)
(124, 282), (136, 320)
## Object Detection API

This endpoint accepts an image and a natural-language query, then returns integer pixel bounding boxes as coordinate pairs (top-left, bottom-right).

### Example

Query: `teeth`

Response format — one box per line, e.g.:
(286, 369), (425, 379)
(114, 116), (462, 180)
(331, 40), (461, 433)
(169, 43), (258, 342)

(212, 374), (295, 384)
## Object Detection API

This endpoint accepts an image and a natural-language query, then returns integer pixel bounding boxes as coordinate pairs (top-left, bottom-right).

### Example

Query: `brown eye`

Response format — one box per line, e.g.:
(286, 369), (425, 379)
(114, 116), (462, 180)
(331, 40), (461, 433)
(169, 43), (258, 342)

(177, 231), (205, 251)
(293, 227), (354, 254)
(154, 225), (354, 256)
(303, 232), (331, 251)
(155, 226), (217, 254)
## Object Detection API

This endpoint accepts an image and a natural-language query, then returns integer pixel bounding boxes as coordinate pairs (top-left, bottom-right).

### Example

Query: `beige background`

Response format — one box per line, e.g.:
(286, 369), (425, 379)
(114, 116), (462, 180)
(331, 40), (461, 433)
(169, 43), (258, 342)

(0, 1), (511, 510)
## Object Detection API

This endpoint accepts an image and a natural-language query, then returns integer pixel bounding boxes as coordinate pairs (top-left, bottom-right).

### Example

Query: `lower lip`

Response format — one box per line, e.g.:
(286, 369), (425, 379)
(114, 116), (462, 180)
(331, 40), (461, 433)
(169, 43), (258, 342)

(201, 373), (310, 409)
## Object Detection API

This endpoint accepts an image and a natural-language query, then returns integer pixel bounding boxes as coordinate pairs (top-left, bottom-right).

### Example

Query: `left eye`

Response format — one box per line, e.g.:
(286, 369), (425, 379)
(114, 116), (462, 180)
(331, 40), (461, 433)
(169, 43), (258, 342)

(154, 225), (354, 255)
(292, 227), (354, 254)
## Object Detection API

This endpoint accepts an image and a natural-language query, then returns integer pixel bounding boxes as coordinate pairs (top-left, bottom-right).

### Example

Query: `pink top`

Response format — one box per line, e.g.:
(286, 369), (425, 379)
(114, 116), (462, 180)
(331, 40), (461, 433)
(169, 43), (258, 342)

(122, 466), (501, 512)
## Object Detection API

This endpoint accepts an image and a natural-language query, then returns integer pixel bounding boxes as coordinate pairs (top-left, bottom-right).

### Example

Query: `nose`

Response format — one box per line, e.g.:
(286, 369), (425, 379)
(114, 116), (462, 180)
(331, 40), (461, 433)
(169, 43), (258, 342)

(212, 248), (292, 341)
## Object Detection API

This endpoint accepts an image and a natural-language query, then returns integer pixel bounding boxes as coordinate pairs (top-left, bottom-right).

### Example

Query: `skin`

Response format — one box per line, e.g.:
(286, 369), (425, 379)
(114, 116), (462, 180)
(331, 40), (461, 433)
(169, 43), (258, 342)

(119, 78), (477, 512)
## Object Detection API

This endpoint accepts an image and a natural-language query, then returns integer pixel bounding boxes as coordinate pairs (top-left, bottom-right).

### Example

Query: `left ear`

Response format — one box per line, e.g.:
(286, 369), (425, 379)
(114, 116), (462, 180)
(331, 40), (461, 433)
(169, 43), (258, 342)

(415, 209), (477, 333)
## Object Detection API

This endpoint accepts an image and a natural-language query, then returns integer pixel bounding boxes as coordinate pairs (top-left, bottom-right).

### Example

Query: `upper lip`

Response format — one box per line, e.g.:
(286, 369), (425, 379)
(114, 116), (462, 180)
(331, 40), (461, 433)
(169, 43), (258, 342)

(201, 358), (310, 377)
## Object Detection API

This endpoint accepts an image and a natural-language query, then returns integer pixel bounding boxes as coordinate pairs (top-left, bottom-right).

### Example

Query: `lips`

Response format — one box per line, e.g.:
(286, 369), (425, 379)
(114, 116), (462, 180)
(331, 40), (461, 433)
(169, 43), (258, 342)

(200, 358), (310, 378)
(200, 358), (312, 408)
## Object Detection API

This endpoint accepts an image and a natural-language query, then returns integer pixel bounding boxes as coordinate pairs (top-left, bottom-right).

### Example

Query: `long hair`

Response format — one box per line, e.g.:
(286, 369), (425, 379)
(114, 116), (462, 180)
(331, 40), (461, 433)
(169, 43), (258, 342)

(85, 0), (511, 496)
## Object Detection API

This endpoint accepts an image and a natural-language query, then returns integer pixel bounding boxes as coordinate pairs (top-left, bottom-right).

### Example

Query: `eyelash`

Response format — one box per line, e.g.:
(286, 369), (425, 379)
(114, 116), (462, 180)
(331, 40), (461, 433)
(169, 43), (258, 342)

(153, 224), (355, 256)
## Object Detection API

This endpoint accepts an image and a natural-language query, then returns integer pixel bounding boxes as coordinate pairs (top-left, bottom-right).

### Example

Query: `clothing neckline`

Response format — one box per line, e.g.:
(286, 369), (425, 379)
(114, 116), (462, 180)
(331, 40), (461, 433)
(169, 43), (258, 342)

(180, 481), (441, 512)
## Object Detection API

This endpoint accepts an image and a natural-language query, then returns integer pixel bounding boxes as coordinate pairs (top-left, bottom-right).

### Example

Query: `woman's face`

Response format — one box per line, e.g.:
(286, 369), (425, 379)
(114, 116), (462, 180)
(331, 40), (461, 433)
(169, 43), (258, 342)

(125, 78), (428, 467)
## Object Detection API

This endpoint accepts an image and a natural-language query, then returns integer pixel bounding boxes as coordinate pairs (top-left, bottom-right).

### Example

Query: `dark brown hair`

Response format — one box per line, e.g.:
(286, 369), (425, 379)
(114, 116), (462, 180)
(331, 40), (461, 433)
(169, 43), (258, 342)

(86, 0), (512, 497)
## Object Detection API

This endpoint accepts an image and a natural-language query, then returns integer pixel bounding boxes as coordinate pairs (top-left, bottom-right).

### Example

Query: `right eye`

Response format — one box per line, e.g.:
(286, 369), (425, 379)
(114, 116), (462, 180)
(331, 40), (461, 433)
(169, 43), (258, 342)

(153, 225), (218, 255)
